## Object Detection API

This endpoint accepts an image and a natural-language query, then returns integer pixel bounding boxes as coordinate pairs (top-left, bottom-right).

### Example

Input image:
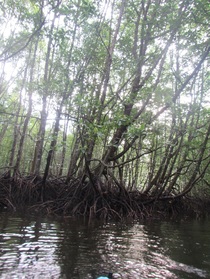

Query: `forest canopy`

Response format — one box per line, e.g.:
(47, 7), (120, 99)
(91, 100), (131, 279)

(0, 0), (210, 215)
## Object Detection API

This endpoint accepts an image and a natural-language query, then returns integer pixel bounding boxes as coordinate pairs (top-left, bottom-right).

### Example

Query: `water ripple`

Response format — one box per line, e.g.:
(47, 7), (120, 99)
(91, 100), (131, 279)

(0, 213), (209, 278)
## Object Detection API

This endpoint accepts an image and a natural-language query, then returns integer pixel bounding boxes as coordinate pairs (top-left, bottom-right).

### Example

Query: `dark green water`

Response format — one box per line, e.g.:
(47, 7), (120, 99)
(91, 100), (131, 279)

(0, 212), (209, 279)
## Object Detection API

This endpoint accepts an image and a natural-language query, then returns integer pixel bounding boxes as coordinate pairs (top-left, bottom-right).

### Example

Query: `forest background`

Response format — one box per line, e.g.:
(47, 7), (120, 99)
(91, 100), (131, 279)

(0, 0), (209, 218)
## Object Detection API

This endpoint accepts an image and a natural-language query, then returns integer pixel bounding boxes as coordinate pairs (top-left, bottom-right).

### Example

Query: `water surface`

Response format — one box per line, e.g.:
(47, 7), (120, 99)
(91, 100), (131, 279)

(0, 212), (209, 278)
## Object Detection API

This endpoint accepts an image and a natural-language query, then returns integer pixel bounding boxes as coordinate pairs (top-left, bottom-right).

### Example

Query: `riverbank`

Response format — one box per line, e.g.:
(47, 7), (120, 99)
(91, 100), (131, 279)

(0, 174), (210, 220)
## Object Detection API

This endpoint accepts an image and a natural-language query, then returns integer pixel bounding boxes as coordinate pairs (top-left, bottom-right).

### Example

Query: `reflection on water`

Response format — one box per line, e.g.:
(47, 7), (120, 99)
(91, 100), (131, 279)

(0, 212), (209, 279)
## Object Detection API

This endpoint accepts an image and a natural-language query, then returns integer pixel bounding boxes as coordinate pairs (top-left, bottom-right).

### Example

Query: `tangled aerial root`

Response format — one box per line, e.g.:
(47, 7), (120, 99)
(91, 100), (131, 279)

(0, 173), (209, 220)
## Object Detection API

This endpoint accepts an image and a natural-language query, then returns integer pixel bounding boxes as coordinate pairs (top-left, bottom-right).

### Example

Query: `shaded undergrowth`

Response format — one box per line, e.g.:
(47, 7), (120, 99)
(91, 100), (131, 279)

(0, 173), (209, 220)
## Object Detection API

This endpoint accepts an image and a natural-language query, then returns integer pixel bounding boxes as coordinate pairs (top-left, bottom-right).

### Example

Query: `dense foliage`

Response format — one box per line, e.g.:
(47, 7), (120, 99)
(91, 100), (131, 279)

(0, 0), (209, 215)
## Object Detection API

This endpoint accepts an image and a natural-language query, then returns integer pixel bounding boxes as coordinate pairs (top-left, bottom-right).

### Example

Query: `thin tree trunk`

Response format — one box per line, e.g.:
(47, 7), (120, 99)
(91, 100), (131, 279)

(31, 12), (57, 175)
(9, 68), (28, 176)
(58, 117), (68, 177)
(13, 38), (39, 176)
(42, 107), (61, 184)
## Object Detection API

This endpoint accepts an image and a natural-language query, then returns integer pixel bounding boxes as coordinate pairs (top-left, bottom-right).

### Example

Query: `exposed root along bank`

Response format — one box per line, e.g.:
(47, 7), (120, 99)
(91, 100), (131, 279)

(0, 174), (209, 220)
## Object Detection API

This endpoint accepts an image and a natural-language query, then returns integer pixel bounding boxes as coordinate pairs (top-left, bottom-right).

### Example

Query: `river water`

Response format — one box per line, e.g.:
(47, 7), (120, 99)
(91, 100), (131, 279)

(0, 211), (209, 279)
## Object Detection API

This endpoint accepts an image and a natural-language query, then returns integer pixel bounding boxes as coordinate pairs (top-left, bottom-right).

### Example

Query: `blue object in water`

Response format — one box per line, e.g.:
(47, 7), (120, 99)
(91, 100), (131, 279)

(97, 272), (113, 279)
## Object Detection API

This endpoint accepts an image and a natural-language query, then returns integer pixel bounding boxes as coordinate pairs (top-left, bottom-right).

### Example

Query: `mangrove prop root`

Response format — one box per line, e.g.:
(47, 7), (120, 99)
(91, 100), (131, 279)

(0, 174), (209, 219)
